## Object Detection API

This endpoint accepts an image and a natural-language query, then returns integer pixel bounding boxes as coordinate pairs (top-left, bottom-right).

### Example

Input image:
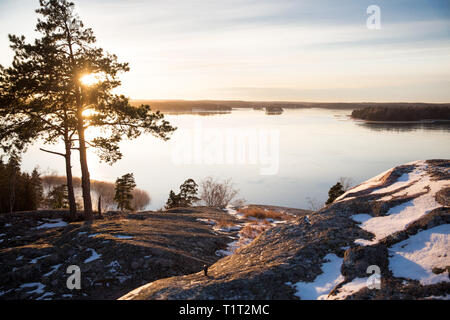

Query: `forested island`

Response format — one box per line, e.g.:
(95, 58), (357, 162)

(131, 100), (450, 116)
(351, 105), (450, 122)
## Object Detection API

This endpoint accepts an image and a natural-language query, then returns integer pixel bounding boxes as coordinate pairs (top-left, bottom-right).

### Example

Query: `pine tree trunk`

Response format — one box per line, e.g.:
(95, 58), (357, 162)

(77, 114), (93, 219)
(65, 25), (93, 220)
(64, 141), (77, 220)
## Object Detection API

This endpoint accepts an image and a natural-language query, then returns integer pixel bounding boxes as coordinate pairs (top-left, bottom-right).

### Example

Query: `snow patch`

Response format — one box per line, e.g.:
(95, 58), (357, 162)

(37, 292), (54, 300)
(389, 224), (450, 285)
(30, 254), (51, 264)
(20, 282), (45, 294)
(351, 171), (448, 245)
(292, 254), (344, 300)
(44, 264), (62, 277)
(196, 218), (216, 225)
(112, 234), (133, 239)
(36, 218), (68, 229)
(84, 249), (101, 263)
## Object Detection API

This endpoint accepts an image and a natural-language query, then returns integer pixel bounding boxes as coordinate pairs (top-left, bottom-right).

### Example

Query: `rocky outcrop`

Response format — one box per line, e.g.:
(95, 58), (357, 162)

(120, 160), (450, 300)
(0, 207), (243, 299)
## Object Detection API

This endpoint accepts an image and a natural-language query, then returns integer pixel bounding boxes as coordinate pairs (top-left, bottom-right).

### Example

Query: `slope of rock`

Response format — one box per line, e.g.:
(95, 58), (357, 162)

(120, 159), (450, 300)
(0, 207), (243, 299)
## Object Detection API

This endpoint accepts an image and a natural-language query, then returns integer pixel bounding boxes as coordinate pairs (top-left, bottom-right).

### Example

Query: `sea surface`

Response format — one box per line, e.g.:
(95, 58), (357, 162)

(20, 108), (450, 210)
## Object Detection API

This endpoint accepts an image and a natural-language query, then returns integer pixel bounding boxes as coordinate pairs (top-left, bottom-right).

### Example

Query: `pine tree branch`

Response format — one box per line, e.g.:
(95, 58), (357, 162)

(39, 148), (66, 157)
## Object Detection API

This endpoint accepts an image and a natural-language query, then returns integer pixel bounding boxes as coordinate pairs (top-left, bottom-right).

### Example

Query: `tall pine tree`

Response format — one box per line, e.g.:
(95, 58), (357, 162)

(0, 0), (176, 219)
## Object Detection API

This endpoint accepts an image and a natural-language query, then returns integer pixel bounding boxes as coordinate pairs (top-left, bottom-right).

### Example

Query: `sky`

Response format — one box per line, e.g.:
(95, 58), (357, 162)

(0, 0), (449, 102)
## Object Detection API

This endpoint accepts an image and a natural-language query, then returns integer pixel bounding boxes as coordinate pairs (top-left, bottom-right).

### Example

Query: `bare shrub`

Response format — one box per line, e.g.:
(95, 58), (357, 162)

(41, 173), (81, 195)
(338, 177), (353, 191)
(199, 177), (241, 208)
(90, 180), (116, 211)
(305, 197), (323, 211)
(131, 188), (151, 211)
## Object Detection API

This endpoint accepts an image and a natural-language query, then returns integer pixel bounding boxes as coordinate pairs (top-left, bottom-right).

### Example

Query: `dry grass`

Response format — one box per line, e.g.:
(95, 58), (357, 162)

(215, 219), (235, 229)
(238, 207), (293, 221)
(239, 221), (271, 239)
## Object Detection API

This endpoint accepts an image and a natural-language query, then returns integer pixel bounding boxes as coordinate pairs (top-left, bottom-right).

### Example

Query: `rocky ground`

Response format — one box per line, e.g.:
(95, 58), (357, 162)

(0, 203), (309, 300)
(119, 159), (450, 300)
(0, 207), (257, 299)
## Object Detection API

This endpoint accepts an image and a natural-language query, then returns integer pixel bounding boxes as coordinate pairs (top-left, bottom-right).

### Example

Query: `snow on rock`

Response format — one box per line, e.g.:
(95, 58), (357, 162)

(30, 254), (51, 264)
(107, 260), (121, 273)
(112, 235), (133, 239)
(196, 218), (216, 225)
(389, 224), (450, 285)
(225, 206), (245, 219)
(293, 254), (345, 300)
(335, 167), (396, 202)
(88, 233), (101, 238)
(36, 218), (68, 230)
(84, 248), (101, 263)
(20, 282), (46, 294)
(350, 164), (449, 245)
(216, 239), (243, 257)
(36, 292), (54, 300)
(213, 225), (241, 232)
(44, 264), (62, 277)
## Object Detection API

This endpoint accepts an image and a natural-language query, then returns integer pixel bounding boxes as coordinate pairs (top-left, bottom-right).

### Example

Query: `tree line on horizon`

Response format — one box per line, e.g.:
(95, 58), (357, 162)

(352, 105), (450, 122)
(0, 0), (175, 220)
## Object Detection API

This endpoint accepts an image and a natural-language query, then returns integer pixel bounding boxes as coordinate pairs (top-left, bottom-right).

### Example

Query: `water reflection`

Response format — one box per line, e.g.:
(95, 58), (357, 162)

(356, 121), (450, 132)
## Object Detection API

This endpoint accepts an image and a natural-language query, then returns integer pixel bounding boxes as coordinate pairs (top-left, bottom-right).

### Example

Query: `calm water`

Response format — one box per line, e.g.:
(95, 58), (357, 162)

(21, 108), (450, 210)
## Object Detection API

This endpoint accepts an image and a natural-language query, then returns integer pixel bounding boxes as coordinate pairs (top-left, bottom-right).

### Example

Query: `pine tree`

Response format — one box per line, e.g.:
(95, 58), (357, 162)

(30, 169), (44, 210)
(114, 173), (136, 211)
(0, 0), (176, 220)
(47, 184), (69, 209)
(165, 179), (200, 209)
(178, 179), (200, 207)
(325, 182), (345, 205)
(165, 190), (182, 210)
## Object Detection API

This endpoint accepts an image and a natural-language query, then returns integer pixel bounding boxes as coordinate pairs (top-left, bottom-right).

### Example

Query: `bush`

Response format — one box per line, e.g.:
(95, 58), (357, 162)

(200, 177), (242, 208)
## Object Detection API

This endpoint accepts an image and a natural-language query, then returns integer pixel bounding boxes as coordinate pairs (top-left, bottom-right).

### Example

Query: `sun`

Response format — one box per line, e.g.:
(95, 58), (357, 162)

(80, 73), (101, 86)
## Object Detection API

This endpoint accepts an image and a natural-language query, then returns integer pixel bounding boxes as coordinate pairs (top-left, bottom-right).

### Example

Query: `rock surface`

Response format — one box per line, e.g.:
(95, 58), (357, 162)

(120, 159), (450, 300)
(0, 207), (247, 299)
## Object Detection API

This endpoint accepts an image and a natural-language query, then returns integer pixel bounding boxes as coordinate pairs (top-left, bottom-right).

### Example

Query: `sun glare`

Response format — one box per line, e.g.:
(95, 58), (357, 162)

(80, 73), (101, 86)
(82, 108), (97, 117)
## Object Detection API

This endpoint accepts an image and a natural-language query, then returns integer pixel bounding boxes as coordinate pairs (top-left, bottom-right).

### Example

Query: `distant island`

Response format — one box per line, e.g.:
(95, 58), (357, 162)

(131, 100), (450, 116)
(352, 105), (450, 122)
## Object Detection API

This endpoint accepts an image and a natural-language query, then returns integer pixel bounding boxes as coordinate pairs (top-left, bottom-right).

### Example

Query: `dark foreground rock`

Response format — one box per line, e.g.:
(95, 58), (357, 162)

(0, 207), (242, 299)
